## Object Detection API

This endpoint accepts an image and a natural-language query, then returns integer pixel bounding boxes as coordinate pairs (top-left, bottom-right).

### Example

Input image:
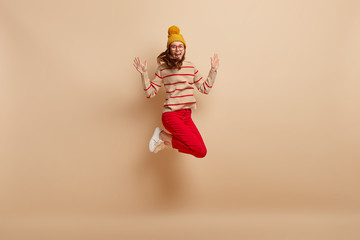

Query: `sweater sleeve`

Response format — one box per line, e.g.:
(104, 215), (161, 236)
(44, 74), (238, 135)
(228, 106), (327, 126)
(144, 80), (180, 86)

(193, 64), (217, 95)
(141, 65), (163, 98)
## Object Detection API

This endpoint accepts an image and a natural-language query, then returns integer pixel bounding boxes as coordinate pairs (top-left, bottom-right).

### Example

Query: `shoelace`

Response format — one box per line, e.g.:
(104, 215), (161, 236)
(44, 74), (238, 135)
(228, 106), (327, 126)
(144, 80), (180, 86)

(152, 138), (163, 145)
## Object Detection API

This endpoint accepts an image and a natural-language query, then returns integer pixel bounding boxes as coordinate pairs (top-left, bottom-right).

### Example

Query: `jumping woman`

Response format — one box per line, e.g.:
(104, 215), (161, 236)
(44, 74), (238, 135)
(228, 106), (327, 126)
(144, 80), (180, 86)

(133, 25), (219, 158)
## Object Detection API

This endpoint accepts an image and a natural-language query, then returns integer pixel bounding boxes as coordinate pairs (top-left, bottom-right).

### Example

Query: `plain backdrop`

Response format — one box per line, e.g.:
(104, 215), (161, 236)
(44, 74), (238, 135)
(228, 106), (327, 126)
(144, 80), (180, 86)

(1, 0), (360, 239)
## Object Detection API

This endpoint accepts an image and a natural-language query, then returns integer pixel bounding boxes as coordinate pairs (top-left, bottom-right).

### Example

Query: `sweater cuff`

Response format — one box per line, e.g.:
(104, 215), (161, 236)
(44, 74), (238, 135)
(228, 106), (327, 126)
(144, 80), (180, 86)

(141, 72), (150, 87)
(209, 69), (217, 79)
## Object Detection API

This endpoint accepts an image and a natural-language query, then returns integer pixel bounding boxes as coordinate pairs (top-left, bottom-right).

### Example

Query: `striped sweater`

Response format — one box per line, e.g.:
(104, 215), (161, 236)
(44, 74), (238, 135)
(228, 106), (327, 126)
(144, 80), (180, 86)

(141, 61), (217, 113)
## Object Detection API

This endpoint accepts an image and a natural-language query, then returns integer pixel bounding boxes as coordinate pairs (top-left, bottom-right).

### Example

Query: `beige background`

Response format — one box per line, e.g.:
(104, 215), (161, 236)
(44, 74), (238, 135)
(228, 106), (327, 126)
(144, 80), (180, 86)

(1, 0), (360, 239)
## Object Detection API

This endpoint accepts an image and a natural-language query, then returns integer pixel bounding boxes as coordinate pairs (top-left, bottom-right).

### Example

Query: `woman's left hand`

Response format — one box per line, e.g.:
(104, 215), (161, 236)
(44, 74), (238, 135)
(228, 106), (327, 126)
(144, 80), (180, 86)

(210, 53), (219, 72)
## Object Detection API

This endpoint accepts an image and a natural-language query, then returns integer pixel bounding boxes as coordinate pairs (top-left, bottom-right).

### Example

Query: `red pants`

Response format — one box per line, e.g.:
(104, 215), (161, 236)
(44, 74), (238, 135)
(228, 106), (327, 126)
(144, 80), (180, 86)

(162, 109), (207, 158)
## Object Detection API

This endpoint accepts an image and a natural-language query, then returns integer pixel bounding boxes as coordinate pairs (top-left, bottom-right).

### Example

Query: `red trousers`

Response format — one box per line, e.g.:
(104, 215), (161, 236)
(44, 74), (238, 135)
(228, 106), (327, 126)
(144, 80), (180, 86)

(162, 109), (207, 158)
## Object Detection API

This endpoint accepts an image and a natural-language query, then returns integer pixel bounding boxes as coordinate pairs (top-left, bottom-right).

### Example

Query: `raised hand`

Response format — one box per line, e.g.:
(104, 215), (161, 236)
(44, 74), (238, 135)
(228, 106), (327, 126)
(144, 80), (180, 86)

(210, 53), (219, 72)
(133, 57), (147, 74)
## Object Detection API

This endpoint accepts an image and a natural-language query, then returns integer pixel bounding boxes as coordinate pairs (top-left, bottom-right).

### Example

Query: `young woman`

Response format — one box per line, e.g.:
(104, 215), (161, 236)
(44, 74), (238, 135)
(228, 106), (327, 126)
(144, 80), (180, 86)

(133, 25), (219, 158)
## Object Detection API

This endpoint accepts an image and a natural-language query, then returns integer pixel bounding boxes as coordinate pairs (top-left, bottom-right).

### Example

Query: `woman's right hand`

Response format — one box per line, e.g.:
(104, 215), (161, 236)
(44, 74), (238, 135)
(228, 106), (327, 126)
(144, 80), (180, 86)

(133, 57), (147, 74)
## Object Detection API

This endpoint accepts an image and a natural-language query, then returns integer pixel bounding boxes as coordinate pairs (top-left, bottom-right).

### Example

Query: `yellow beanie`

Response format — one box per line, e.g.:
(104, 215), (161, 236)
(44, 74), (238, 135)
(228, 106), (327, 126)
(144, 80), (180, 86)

(167, 25), (186, 48)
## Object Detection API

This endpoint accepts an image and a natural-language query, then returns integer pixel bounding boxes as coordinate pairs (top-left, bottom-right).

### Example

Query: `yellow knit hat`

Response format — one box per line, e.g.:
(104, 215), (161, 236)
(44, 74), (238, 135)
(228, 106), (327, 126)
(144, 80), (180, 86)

(167, 25), (186, 48)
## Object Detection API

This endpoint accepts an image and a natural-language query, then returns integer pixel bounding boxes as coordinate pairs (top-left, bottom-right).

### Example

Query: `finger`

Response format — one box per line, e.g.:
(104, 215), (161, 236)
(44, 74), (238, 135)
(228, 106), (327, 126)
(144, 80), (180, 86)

(133, 64), (140, 71)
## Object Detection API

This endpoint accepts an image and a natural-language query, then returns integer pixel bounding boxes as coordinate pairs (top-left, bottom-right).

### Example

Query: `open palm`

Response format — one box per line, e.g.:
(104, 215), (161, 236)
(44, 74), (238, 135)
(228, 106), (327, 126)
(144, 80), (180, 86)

(211, 53), (219, 71)
(133, 57), (147, 74)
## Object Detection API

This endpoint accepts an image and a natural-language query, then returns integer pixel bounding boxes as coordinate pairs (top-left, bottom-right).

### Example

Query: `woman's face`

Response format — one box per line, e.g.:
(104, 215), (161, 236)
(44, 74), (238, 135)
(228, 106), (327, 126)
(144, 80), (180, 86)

(169, 41), (185, 60)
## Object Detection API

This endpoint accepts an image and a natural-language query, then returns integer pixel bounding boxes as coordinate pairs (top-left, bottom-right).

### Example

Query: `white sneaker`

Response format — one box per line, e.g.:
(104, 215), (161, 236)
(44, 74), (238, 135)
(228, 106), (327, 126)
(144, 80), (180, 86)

(149, 127), (164, 153)
(153, 141), (166, 153)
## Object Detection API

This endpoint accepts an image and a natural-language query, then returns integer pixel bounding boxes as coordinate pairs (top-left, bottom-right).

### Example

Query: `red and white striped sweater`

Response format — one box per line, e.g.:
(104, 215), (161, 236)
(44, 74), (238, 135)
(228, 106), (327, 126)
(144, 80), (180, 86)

(141, 61), (217, 113)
